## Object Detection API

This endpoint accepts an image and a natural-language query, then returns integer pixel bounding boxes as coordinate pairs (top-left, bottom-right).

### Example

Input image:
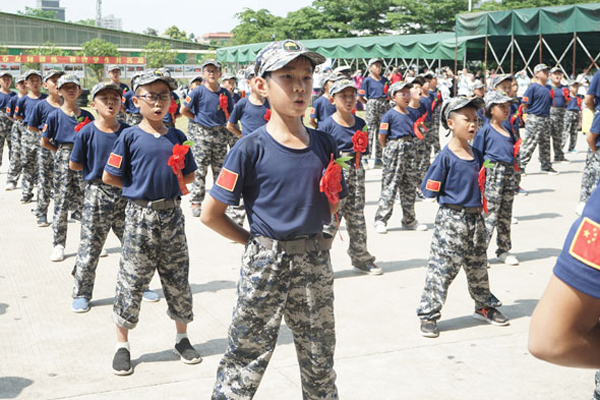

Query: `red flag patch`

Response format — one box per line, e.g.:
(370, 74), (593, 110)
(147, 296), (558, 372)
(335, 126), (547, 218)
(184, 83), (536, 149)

(185, 96), (192, 104)
(569, 217), (600, 270)
(379, 122), (389, 130)
(425, 180), (441, 192)
(216, 168), (238, 192)
(522, 96), (529, 103)
(358, 89), (365, 96)
(310, 107), (316, 115)
(107, 153), (122, 169)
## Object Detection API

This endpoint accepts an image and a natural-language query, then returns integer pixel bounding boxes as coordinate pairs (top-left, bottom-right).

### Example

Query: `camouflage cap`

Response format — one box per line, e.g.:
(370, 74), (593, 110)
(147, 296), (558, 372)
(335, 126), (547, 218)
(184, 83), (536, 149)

(420, 72), (434, 79)
(107, 64), (120, 72)
(132, 68), (176, 92)
(221, 73), (235, 80)
(550, 66), (563, 74)
(57, 74), (81, 89)
(328, 79), (357, 97)
(201, 59), (221, 70)
(490, 74), (512, 89)
(568, 79), (580, 86)
(334, 65), (352, 75)
(24, 69), (42, 80)
(0, 71), (12, 78)
(90, 82), (122, 99)
(367, 58), (383, 67)
(189, 74), (203, 84)
(441, 96), (484, 129)
(254, 39), (325, 77)
(534, 63), (549, 74)
(472, 80), (485, 90)
(15, 76), (25, 84)
(42, 69), (64, 83)
(484, 90), (514, 110)
(322, 72), (340, 86)
(388, 81), (413, 97)
(244, 65), (256, 80)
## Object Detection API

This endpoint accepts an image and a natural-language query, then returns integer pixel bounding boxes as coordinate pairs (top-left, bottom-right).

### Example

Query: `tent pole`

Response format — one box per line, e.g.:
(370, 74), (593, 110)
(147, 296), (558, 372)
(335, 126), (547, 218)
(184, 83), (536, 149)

(454, 36), (458, 96)
(539, 33), (543, 63)
(572, 32), (577, 78)
(510, 35), (514, 75)
(484, 36), (488, 89)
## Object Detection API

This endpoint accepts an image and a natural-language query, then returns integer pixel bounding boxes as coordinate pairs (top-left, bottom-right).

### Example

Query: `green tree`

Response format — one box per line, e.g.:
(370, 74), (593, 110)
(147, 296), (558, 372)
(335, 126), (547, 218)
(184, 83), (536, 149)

(78, 39), (119, 81)
(17, 6), (58, 19)
(389, 0), (468, 34)
(0, 44), (8, 55)
(24, 41), (66, 69)
(142, 41), (176, 68)
(74, 19), (96, 26)
(143, 27), (159, 36)
(163, 25), (189, 41)
(231, 8), (283, 45)
(310, 0), (393, 37)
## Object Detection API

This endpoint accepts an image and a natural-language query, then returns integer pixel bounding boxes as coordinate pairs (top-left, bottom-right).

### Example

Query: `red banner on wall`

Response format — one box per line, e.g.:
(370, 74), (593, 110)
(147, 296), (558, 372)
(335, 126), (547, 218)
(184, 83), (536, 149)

(0, 55), (145, 64)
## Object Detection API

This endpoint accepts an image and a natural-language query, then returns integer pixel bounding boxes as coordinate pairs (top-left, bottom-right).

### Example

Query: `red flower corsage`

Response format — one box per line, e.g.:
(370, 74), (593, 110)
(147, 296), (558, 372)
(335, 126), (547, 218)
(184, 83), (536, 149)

(478, 159), (494, 213)
(264, 108), (271, 122)
(168, 140), (194, 195)
(219, 93), (230, 120)
(74, 115), (92, 132)
(352, 130), (368, 170)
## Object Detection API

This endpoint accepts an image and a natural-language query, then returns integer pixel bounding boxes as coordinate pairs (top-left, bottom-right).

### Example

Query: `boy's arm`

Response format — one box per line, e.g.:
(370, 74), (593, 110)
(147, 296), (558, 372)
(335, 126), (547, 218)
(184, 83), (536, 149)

(102, 170), (123, 188)
(378, 133), (386, 149)
(227, 121), (242, 138)
(587, 132), (599, 153)
(183, 171), (195, 184)
(69, 161), (83, 171)
(180, 104), (195, 121)
(584, 94), (595, 111)
(200, 195), (251, 245)
(309, 118), (318, 128)
(40, 137), (57, 152)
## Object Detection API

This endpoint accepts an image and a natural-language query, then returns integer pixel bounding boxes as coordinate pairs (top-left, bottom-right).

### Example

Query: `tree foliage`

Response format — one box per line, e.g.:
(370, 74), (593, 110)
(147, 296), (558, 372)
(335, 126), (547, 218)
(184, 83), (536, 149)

(74, 19), (96, 26)
(231, 9), (283, 45)
(163, 26), (189, 41)
(17, 6), (58, 19)
(142, 41), (177, 69)
(78, 39), (119, 81)
(143, 27), (159, 36)
(24, 41), (66, 70)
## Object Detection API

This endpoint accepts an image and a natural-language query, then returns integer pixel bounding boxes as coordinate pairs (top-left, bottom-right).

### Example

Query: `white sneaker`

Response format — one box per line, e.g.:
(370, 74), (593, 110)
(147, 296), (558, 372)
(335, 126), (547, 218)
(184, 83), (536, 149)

(498, 252), (519, 266)
(50, 245), (65, 262)
(576, 201), (586, 216)
(100, 248), (108, 257)
(402, 220), (428, 231)
(374, 221), (387, 234)
(511, 217), (518, 225)
(4, 182), (15, 191)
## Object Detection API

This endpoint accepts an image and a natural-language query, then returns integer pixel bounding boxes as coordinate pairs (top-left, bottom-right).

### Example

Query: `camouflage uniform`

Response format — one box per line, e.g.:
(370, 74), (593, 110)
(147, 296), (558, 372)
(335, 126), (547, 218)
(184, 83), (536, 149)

(549, 107), (566, 161)
(125, 113), (142, 126)
(417, 206), (502, 320)
(484, 162), (517, 256)
(430, 107), (442, 155)
(187, 122), (228, 205)
(226, 130), (239, 149)
(374, 139), (419, 226)
(562, 109), (579, 152)
(579, 149), (600, 204)
(72, 182), (126, 299)
(20, 127), (40, 198)
(416, 122), (432, 183)
(323, 163), (375, 268)
(519, 114), (552, 171)
(113, 201), (193, 329)
(365, 98), (389, 160)
(0, 111), (12, 167)
(34, 147), (54, 217)
(52, 145), (84, 247)
(212, 239), (338, 400)
(6, 120), (23, 185)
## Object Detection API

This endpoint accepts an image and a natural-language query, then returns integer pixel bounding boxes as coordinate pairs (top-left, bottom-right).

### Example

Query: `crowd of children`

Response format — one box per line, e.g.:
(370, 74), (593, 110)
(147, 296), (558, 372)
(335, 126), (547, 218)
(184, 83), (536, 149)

(1, 38), (599, 398)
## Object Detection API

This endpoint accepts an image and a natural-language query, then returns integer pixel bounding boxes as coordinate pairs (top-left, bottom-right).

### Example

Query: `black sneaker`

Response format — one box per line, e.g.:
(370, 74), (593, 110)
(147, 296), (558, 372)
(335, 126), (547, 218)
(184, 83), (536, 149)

(420, 319), (439, 338)
(541, 168), (559, 175)
(20, 194), (33, 204)
(37, 215), (50, 227)
(174, 338), (202, 364)
(69, 211), (82, 222)
(473, 307), (509, 326)
(112, 348), (133, 376)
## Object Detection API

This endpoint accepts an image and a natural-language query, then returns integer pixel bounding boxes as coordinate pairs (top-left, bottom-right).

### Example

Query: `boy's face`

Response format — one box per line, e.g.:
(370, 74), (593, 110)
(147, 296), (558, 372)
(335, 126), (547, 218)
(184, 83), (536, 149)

(202, 65), (221, 85)
(109, 69), (121, 81)
(551, 71), (563, 85)
(447, 106), (478, 141)
(59, 83), (81, 102)
(44, 75), (60, 95)
(430, 77), (437, 88)
(0, 75), (12, 90)
(331, 87), (357, 113)
(256, 56), (313, 119)
(16, 82), (27, 94)
(247, 76), (258, 93)
(190, 80), (201, 90)
(411, 83), (423, 98)
(133, 81), (171, 122)
(496, 80), (512, 95)
(490, 102), (510, 122)
(474, 87), (485, 98)
(369, 62), (382, 76)
(392, 88), (411, 107)
(536, 69), (549, 82)
(92, 89), (121, 119)
(26, 75), (42, 92)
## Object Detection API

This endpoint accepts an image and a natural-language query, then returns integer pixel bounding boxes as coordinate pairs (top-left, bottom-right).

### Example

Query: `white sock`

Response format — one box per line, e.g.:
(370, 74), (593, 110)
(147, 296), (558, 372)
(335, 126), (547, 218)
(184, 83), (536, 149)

(116, 342), (130, 351)
(176, 333), (188, 344)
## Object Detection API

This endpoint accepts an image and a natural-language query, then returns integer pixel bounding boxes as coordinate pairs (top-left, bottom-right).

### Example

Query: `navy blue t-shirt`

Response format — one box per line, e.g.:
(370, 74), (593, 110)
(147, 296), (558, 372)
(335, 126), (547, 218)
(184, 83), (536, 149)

(104, 126), (197, 201)
(209, 126), (349, 240)
(566, 96), (582, 112)
(183, 85), (233, 127)
(6, 94), (21, 118)
(587, 70), (600, 111)
(472, 124), (515, 164)
(549, 84), (568, 108)
(163, 92), (180, 124)
(228, 97), (270, 135)
(0, 91), (16, 111)
(122, 91), (139, 114)
(29, 99), (59, 130)
(118, 82), (129, 93)
(310, 96), (337, 127)
(359, 76), (389, 100)
(429, 89), (443, 112)
(71, 121), (129, 182)
(421, 145), (484, 208)
(554, 185), (600, 298)
(380, 108), (420, 139)
(523, 82), (552, 117)
(420, 96), (433, 122)
(16, 94), (47, 125)
(319, 115), (369, 155)
(42, 109), (95, 144)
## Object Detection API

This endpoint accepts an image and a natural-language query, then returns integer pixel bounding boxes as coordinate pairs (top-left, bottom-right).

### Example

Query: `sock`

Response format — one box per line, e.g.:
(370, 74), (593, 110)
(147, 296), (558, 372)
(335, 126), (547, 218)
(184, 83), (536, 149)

(116, 342), (130, 351)
(176, 333), (188, 344)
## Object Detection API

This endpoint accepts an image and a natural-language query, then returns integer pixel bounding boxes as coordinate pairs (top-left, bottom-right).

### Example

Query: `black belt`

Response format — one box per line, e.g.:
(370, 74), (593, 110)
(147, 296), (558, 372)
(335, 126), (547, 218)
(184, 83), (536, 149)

(132, 197), (180, 211)
(254, 233), (333, 255)
(445, 204), (482, 214)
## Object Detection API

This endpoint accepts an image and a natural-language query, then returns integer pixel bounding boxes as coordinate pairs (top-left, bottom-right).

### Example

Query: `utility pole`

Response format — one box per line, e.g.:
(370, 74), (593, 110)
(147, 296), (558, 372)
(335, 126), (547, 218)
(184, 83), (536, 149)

(96, 0), (102, 27)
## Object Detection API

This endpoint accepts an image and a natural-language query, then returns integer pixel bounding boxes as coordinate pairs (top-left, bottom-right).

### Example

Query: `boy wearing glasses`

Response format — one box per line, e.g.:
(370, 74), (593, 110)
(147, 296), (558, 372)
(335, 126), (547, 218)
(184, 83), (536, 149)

(180, 59), (233, 218)
(103, 69), (200, 375)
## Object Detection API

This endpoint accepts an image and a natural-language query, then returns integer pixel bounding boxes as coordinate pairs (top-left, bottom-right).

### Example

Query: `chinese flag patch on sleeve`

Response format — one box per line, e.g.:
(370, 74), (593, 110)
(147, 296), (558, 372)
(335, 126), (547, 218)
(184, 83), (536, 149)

(569, 217), (600, 270)
(379, 122), (389, 130)
(310, 107), (316, 115)
(185, 96), (192, 104)
(358, 89), (365, 96)
(522, 96), (529, 103)
(425, 179), (441, 192)
(107, 153), (122, 169)
(216, 168), (238, 192)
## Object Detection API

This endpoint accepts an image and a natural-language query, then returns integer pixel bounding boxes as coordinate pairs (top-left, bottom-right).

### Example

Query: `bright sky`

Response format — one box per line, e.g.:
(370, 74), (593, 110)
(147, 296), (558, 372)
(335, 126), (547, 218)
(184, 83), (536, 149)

(1, 0), (313, 36)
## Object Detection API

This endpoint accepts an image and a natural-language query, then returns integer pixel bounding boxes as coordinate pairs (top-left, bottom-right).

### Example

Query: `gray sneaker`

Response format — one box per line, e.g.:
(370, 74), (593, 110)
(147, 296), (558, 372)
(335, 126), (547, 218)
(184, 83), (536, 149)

(354, 263), (383, 276)
(174, 338), (202, 364)
(112, 348), (133, 376)
(420, 319), (439, 338)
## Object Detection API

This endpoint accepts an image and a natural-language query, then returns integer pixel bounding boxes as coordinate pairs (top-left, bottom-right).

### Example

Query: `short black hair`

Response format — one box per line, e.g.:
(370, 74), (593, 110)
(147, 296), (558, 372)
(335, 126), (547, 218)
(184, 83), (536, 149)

(412, 76), (426, 86)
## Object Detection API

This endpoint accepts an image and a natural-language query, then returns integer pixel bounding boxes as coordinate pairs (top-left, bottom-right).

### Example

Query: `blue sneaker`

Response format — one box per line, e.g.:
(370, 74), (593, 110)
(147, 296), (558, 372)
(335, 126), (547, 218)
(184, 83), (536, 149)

(71, 297), (90, 313)
(142, 289), (159, 302)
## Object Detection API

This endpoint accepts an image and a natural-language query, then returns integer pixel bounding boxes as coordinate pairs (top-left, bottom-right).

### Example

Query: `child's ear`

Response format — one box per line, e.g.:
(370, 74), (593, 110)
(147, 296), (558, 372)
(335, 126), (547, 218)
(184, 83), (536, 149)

(255, 77), (268, 99)
(132, 95), (140, 108)
(329, 96), (335, 104)
(446, 117), (454, 130)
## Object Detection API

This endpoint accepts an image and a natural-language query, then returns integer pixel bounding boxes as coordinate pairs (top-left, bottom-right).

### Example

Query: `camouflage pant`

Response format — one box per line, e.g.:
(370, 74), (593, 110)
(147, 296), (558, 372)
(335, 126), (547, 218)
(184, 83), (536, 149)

(116, 111), (127, 124)
(430, 108), (442, 154)
(113, 201), (193, 330)
(375, 139), (418, 226)
(562, 110), (579, 152)
(323, 164), (375, 268)
(34, 147), (54, 217)
(187, 122), (228, 204)
(53, 146), (84, 247)
(6, 121), (23, 185)
(125, 113), (142, 126)
(72, 182), (126, 299)
(484, 162), (516, 256)
(579, 149), (600, 203)
(365, 98), (390, 160)
(416, 125), (432, 183)
(0, 113), (12, 167)
(417, 206), (501, 320)
(225, 200), (246, 227)
(20, 128), (40, 197)
(550, 107), (566, 161)
(520, 114), (551, 171)
(227, 130), (239, 149)
(212, 239), (338, 400)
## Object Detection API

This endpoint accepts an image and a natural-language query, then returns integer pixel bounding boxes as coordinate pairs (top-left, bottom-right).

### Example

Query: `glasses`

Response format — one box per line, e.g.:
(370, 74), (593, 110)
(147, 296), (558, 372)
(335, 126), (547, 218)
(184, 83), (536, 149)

(136, 93), (171, 102)
(394, 92), (412, 98)
(95, 96), (121, 103)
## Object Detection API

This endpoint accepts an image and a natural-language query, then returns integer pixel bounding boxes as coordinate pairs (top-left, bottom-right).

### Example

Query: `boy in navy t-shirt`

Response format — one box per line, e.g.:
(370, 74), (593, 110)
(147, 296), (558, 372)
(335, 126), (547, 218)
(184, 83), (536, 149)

(0, 72), (15, 169)
(180, 59), (233, 218)
(41, 74), (94, 262)
(562, 80), (581, 153)
(359, 58), (390, 165)
(201, 40), (346, 400)
(107, 65), (129, 123)
(578, 69), (600, 215)
(4, 76), (27, 191)
(103, 69), (200, 375)
(227, 66), (270, 138)
(548, 67), (569, 163)
(309, 73), (337, 130)
(417, 97), (508, 338)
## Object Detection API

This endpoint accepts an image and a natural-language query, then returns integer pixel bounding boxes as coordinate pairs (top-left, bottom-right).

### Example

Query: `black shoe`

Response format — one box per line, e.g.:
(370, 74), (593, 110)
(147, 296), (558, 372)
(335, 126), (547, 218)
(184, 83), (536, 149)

(541, 168), (559, 175)
(416, 188), (425, 200)
(69, 211), (82, 222)
(37, 215), (50, 227)
(20, 194), (33, 204)
(473, 307), (509, 326)
(174, 338), (202, 364)
(112, 348), (133, 376)
(420, 319), (439, 338)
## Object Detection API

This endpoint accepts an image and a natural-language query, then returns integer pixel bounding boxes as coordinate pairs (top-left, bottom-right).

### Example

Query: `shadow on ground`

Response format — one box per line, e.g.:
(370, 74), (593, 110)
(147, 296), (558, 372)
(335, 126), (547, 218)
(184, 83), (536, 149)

(0, 377), (33, 399)
(334, 258), (426, 279)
